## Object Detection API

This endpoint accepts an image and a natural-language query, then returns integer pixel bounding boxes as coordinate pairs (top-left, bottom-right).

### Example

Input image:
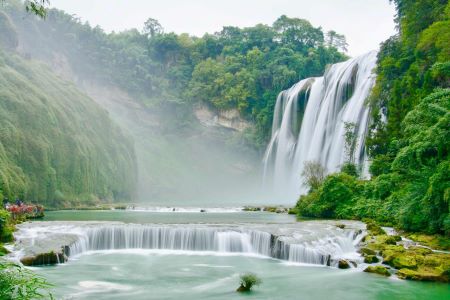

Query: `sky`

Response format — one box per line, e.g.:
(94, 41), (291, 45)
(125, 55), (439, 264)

(50, 0), (397, 57)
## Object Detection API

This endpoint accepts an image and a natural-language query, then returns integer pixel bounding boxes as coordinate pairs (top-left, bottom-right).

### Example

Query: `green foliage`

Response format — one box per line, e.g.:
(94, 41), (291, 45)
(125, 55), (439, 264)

(238, 273), (262, 292)
(298, 89), (450, 234)
(0, 260), (53, 299)
(0, 209), (13, 242)
(297, 173), (360, 219)
(2, 3), (347, 149)
(0, 50), (137, 207)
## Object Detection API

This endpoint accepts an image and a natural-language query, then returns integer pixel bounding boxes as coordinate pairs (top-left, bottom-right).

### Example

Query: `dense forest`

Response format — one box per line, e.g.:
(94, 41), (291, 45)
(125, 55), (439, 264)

(0, 11), (137, 206)
(3, 0), (347, 148)
(296, 0), (449, 235)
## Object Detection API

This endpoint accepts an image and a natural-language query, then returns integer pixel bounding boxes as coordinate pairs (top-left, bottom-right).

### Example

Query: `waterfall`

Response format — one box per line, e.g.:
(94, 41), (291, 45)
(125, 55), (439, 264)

(51, 224), (364, 266)
(263, 51), (378, 202)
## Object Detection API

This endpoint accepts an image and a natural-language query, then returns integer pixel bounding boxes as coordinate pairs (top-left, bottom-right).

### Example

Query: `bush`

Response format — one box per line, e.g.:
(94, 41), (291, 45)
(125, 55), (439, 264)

(0, 209), (13, 243)
(237, 273), (262, 292)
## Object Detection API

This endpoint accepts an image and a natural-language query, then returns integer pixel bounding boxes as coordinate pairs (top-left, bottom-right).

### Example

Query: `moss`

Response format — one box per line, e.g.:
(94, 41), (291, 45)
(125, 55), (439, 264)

(359, 247), (376, 256)
(391, 254), (418, 270)
(366, 221), (386, 236)
(397, 267), (449, 283)
(364, 255), (380, 264)
(288, 207), (298, 215)
(406, 233), (450, 251)
(0, 243), (9, 256)
(364, 266), (391, 277)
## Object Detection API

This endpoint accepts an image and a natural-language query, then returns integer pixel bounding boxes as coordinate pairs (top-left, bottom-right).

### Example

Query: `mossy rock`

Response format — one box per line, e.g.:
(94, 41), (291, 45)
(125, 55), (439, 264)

(376, 235), (398, 246)
(391, 254), (418, 270)
(364, 255), (380, 264)
(381, 247), (406, 264)
(423, 253), (450, 268)
(406, 233), (450, 251)
(397, 268), (449, 283)
(364, 266), (391, 277)
(407, 246), (432, 255)
(366, 222), (386, 236)
(359, 247), (376, 256)
(336, 224), (346, 229)
(385, 235), (401, 245)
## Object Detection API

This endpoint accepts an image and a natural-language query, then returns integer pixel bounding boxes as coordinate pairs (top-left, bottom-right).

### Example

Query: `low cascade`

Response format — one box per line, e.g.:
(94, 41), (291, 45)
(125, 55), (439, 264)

(64, 225), (363, 266)
(263, 51), (378, 202)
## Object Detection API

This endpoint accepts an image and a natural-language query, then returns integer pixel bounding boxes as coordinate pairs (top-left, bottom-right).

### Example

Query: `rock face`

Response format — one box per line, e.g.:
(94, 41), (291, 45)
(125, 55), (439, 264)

(194, 105), (252, 132)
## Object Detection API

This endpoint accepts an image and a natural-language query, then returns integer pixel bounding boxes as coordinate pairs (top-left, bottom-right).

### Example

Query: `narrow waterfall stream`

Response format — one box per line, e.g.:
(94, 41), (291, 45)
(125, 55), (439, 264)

(263, 51), (378, 202)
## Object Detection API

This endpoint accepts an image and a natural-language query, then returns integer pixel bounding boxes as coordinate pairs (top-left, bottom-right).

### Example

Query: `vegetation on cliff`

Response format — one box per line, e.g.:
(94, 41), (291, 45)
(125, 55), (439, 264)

(296, 0), (449, 236)
(0, 19), (137, 207)
(2, 0), (347, 148)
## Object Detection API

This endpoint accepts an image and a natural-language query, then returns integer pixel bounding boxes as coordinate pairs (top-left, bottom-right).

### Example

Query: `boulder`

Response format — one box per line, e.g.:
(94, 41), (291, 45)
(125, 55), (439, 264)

(21, 251), (67, 266)
(364, 266), (391, 277)
(338, 259), (351, 269)
(364, 255), (380, 264)
(397, 268), (449, 283)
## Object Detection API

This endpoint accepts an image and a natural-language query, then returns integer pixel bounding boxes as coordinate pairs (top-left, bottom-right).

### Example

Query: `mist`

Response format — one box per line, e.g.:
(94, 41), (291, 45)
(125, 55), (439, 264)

(4, 2), (274, 207)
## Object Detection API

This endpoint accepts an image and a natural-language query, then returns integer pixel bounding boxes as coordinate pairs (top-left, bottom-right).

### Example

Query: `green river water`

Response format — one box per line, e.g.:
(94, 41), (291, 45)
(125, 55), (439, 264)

(26, 210), (450, 299)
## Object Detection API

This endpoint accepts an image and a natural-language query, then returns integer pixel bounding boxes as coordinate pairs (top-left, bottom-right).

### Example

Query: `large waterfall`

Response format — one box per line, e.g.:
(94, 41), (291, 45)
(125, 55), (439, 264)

(263, 51), (378, 202)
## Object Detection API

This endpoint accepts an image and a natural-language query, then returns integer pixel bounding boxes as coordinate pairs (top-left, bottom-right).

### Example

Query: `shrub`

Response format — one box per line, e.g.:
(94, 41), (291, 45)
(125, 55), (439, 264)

(237, 273), (262, 292)
(0, 260), (53, 299)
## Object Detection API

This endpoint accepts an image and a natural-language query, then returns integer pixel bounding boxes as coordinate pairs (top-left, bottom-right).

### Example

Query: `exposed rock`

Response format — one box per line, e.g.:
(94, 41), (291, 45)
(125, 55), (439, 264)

(364, 266), (391, 277)
(338, 259), (351, 269)
(194, 104), (252, 132)
(21, 251), (67, 266)
(336, 224), (346, 229)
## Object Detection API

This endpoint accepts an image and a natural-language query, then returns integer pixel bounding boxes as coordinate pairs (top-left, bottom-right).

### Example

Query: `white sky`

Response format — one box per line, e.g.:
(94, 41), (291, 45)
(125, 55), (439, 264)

(50, 0), (397, 57)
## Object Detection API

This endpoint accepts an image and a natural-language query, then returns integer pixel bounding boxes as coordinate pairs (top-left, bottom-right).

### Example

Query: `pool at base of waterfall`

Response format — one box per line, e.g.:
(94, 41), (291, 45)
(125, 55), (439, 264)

(10, 211), (450, 299)
(32, 251), (448, 300)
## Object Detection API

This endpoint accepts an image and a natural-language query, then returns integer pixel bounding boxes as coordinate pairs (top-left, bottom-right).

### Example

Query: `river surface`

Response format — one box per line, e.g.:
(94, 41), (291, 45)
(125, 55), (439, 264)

(23, 211), (450, 299)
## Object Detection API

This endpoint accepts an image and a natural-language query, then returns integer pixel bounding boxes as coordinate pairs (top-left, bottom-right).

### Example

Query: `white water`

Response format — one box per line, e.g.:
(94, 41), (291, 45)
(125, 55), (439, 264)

(263, 51), (378, 202)
(13, 221), (365, 267)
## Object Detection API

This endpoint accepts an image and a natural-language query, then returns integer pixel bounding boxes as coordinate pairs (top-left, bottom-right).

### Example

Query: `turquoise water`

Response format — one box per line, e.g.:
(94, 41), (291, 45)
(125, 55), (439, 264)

(32, 211), (449, 299)
(34, 251), (449, 300)
(43, 210), (297, 224)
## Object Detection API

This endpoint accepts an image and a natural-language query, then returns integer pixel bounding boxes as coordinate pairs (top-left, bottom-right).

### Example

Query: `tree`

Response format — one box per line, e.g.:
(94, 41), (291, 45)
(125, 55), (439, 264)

(301, 161), (327, 191)
(326, 30), (348, 52)
(143, 18), (163, 38)
(343, 122), (358, 164)
(273, 15), (324, 51)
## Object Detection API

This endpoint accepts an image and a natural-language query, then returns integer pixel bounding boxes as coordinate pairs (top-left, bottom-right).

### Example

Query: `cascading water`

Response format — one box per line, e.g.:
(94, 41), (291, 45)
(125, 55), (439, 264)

(263, 51), (378, 202)
(13, 222), (365, 267)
